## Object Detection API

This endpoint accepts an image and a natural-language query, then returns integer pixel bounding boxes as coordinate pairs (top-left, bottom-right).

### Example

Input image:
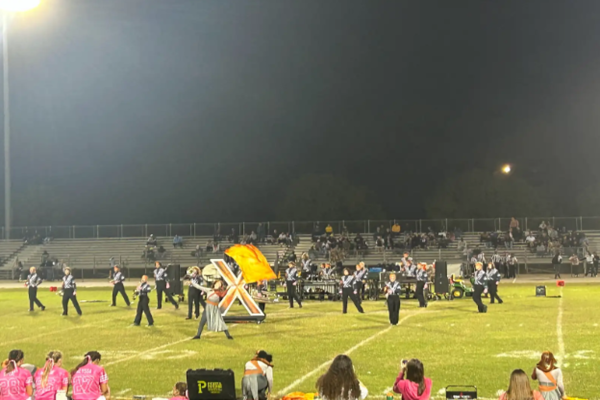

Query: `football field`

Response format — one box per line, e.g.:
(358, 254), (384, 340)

(0, 283), (598, 399)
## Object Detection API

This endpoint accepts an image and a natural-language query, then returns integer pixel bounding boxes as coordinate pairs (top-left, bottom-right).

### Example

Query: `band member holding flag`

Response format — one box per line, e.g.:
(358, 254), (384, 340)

(184, 266), (204, 320)
(110, 265), (130, 307)
(26, 267), (45, 312)
(191, 279), (233, 340)
(62, 268), (82, 316)
(154, 262), (178, 310)
(384, 273), (402, 325)
(133, 275), (154, 326)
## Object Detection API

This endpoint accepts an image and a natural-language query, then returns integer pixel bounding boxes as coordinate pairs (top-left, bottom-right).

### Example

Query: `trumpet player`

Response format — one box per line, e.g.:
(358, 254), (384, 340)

(62, 267), (82, 316)
(133, 275), (154, 326)
(110, 265), (130, 307)
(185, 266), (205, 320)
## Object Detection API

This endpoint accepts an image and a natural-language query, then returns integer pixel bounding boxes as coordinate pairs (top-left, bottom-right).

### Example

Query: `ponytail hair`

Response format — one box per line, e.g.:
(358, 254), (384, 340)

(174, 382), (187, 397)
(41, 351), (63, 388)
(3, 350), (24, 374)
(71, 351), (101, 376)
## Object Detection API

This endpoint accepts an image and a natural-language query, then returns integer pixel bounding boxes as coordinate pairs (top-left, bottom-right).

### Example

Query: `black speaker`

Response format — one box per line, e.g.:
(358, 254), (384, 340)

(167, 264), (182, 296)
(187, 369), (236, 400)
(434, 261), (449, 294)
(536, 286), (547, 297)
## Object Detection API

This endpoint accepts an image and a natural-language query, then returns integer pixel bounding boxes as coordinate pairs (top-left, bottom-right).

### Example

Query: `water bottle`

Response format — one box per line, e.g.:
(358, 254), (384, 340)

(386, 392), (394, 400)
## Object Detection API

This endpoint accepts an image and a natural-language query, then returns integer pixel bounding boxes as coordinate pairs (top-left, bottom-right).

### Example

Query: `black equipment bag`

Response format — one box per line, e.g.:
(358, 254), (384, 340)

(445, 385), (477, 399)
(187, 369), (236, 400)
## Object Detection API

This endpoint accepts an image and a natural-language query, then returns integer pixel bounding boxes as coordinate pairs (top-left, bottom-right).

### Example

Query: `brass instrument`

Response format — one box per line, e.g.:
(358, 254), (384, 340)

(201, 263), (219, 284)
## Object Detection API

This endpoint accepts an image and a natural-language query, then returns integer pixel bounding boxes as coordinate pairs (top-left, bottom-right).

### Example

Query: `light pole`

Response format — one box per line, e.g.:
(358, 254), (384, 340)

(1, 0), (41, 239)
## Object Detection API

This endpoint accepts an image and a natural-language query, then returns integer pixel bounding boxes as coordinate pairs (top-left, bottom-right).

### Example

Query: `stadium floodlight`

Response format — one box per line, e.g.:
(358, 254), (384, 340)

(502, 164), (511, 174)
(2, 0), (41, 239)
(0, 0), (40, 12)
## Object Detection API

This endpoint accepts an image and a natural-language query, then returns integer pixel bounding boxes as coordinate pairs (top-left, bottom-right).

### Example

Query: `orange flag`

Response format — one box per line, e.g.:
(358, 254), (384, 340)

(224, 244), (277, 284)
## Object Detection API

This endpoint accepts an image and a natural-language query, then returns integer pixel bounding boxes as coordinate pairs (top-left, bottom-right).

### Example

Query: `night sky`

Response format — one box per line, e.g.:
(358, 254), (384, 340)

(4, 0), (600, 225)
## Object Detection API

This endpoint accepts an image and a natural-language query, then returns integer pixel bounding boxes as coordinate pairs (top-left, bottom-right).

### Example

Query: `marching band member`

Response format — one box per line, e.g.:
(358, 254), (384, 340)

(486, 262), (503, 304)
(0, 350), (33, 400)
(507, 253), (518, 279)
(552, 252), (563, 279)
(472, 262), (487, 313)
(285, 262), (302, 309)
(241, 350), (273, 400)
(71, 352), (110, 400)
(154, 262), (179, 310)
(34, 351), (69, 400)
(384, 273), (402, 326)
(109, 265), (130, 307)
(62, 268), (82, 316)
(301, 253), (313, 279)
(406, 258), (417, 278)
(169, 382), (188, 400)
(354, 262), (368, 301)
(415, 263), (428, 308)
(492, 251), (502, 271)
(321, 263), (335, 280)
(185, 267), (205, 320)
(401, 252), (410, 268)
(26, 267), (45, 312)
(133, 275), (154, 327)
(191, 279), (233, 340)
(340, 268), (364, 314)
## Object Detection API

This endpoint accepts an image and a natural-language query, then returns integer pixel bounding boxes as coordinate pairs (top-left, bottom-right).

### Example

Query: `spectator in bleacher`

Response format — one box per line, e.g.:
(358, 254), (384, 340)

(316, 355), (368, 400)
(147, 234), (157, 246)
(457, 238), (467, 252)
(500, 369), (544, 400)
(393, 359), (432, 400)
(510, 217), (519, 230)
(248, 231), (257, 245)
(173, 235), (183, 248)
(392, 221), (401, 237)
(157, 245), (166, 259)
(277, 232), (287, 246)
(342, 225), (350, 236)
(539, 221), (548, 232)
(531, 352), (565, 400)
(325, 224), (333, 236)
(228, 228), (238, 244)
(213, 228), (222, 243)
(212, 241), (220, 253)
(205, 241), (213, 253)
(525, 232), (536, 252)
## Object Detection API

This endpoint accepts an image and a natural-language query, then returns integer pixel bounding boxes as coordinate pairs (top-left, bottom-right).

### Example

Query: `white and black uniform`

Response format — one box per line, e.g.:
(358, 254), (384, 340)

(385, 281), (401, 325)
(491, 253), (502, 270)
(133, 281), (154, 326)
(285, 266), (302, 308)
(507, 255), (517, 279)
(111, 271), (130, 306)
(340, 275), (364, 314)
(26, 273), (45, 311)
(552, 254), (563, 279)
(406, 264), (417, 278)
(354, 268), (368, 301)
(62, 275), (82, 316)
(416, 269), (428, 308)
(472, 269), (487, 313)
(154, 266), (178, 309)
(486, 267), (503, 304)
(187, 273), (205, 319)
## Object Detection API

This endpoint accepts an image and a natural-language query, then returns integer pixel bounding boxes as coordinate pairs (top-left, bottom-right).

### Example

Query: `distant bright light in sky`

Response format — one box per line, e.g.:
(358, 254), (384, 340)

(0, 0), (40, 12)
(502, 164), (511, 174)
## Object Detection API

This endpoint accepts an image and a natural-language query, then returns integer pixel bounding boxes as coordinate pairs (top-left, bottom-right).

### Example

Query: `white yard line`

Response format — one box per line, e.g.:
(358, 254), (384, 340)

(104, 325), (237, 367)
(556, 287), (565, 366)
(276, 311), (423, 396)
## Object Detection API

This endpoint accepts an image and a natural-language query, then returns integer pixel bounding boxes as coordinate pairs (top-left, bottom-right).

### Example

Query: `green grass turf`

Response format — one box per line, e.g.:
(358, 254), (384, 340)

(0, 284), (598, 399)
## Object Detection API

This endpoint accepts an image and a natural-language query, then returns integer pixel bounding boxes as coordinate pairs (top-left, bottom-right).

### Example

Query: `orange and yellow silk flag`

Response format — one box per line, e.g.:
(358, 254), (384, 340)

(224, 244), (277, 283)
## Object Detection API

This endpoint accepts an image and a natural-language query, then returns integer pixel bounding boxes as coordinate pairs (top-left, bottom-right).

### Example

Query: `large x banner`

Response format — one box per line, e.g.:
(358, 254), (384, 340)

(210, 259), (264, 317)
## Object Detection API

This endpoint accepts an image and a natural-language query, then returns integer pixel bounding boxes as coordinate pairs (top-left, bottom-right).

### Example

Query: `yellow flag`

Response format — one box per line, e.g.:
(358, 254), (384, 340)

(225, 244), (277, 284)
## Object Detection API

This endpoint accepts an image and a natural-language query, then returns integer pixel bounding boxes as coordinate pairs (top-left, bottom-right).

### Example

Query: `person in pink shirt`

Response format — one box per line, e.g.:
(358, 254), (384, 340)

(169, 382), (188, 400)
(0, 350), (33, 400)
(71, 352), (110, 400)
(34, 351), (69, 400)
(393, 359), (432, 400)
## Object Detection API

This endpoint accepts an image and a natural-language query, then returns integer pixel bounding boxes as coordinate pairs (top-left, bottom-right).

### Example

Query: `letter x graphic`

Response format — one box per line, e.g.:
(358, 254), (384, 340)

(211, 259), (263, 317)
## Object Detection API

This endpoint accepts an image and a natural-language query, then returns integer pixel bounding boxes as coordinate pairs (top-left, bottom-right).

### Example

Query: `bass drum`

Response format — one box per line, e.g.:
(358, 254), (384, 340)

(202, 263), (220, 284)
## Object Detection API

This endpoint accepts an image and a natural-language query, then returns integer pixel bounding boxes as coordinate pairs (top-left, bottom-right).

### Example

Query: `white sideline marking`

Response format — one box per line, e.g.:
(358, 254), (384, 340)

(104, 325), (236, 367)
(114, 389), (131, 396)
(381, 386), (393, 394)
(0, 324), (94, 347)
(557, 287), (565, 366)
(277, 312), (422, 396)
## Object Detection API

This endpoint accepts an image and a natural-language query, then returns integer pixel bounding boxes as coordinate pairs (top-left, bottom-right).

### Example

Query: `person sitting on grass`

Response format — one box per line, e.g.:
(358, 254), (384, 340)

(393, 359), (432, 400)
(242, 350), (273, 400)
(170, 382), (188, 400)
(0, 349), (33, 400)
(71, 351), (110, 400)
(316, 355), (368, 400)
(499, 369), (543, 400)
(531, 351), (566, 400)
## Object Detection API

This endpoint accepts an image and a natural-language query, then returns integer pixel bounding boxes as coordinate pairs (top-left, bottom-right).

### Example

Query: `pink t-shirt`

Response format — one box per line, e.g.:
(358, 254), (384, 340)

(393, 373), (432, 400)
(71, 364), (108, 400)
(170, 396), (188, 400)
(34, 367), (69, 400)
(0, 367), (33, 400)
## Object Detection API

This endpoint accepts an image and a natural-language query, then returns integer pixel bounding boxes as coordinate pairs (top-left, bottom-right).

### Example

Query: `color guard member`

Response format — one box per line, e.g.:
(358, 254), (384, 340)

(133, 275), (154, 326)
(26, 267), (45, 312)
(110, 265), (130, 307)
(340, 268), (364, 314)
(486, 262), (503, 304)
(62, 268), (82, 316)
(154, 262), (179, 310)
(384, 273), (401, 325)
(285, 262), (302, 308)
(473, 262), (487, 313)
(354, 262), (368, 301)
(415, 263), (428, 308)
